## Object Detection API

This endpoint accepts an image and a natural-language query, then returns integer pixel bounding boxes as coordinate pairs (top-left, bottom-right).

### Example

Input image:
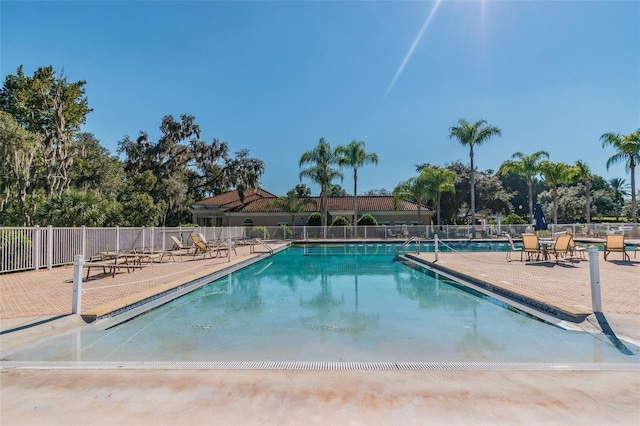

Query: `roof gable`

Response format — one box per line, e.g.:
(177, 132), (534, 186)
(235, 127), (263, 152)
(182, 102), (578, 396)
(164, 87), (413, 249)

(193, 188), (277, 208)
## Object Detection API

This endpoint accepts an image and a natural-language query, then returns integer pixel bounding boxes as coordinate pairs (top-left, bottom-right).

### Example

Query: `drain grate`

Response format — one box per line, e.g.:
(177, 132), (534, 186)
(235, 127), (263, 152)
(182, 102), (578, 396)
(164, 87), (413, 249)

(1, 361), (638, 371)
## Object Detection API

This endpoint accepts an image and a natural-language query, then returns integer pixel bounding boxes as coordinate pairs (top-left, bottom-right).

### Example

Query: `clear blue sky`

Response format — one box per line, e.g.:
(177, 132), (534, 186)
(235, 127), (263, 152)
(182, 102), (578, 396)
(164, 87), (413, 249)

(2, 1), (639, 196)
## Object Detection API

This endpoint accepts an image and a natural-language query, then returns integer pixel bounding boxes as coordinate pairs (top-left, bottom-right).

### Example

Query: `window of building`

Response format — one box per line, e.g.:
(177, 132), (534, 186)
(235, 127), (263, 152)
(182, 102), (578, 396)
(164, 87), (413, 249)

(244, 219), (254, 227)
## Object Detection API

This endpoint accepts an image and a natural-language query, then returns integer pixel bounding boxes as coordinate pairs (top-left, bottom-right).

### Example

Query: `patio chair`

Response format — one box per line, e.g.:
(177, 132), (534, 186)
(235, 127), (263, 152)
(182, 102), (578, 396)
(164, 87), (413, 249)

(604, 235), (630, 261)
(503, 232), (522, 262)
(551, 235), (574, 264)
(190, 233), (215, 259)
(568, 237), (586, 259)
(521, 234), (541, 262)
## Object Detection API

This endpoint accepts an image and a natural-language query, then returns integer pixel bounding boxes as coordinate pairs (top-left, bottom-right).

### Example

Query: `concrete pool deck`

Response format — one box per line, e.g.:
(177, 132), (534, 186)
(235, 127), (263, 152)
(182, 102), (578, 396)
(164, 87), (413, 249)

(1, 241), (639, 425)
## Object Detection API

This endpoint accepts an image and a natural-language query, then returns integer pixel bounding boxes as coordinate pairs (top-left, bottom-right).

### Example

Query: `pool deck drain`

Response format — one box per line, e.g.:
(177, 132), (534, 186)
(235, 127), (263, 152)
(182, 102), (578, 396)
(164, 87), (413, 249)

(2, 360), (639, 371)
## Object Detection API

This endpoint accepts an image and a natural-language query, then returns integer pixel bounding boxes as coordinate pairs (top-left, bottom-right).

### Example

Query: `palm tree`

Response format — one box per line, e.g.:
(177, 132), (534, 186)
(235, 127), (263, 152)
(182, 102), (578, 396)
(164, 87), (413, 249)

(335, 140), (378, 227)
(569, 160), (592, 223)
(392, 173), (430, 225)
(266, 190), (317, 226)
(539, 161), (572, 226)
(498, 151), (549, 225)
(449, 119), (501, 238)
(601, 129), (640, 224)
(608, 177), (630, 221)
(421, 166), (457, 227)
(299, 138), (343, 234)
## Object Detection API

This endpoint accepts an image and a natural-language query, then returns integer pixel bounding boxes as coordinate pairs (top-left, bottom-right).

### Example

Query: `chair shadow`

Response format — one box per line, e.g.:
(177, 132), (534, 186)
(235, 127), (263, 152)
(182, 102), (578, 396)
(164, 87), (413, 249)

(524, 259), (581, 268)
(605, 259), (637, 266)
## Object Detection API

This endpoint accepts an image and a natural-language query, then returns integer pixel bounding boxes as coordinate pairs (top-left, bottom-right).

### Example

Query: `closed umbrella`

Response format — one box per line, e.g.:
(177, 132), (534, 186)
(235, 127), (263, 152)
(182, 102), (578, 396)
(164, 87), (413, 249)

(533, 203), (548, 232)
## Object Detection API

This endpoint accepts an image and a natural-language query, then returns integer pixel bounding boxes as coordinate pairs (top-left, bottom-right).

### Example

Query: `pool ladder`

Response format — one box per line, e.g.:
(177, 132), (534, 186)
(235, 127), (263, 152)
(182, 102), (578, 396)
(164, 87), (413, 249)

(396, 236), (421, 256)
(251, 238), (273, 255)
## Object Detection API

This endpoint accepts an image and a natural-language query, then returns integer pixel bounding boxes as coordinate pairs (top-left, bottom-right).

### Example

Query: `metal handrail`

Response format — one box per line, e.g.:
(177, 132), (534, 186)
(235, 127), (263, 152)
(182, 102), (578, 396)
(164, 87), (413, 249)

(251, 238), (273, 255)
(396, 236), (421, 255)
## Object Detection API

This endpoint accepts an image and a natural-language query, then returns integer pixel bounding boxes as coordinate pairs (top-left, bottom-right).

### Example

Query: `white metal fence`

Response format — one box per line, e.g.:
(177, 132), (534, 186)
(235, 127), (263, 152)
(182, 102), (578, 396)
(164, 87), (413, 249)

(1, 223), (637, 274)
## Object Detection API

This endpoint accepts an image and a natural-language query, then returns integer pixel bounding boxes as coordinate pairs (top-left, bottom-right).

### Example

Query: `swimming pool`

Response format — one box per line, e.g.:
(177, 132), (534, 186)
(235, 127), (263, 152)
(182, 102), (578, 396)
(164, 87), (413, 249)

(5, 245), (638, 363)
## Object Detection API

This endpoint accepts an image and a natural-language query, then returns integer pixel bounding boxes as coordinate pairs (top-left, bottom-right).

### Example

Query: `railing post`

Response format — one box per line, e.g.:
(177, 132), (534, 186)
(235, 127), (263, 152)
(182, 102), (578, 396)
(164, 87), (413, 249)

(588, 246), (602, 313)
(34, 225), (40, 271)
(47, 225), (53, 271)
(82, 225), (87, 258)
(434, 234), (439, 262)
(72, 255), (84, 314)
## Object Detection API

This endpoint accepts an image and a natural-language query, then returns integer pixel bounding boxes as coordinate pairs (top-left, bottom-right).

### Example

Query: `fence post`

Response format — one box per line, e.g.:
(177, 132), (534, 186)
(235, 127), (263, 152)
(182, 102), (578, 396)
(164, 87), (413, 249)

(82, 225), (86, 258)
(434, 234), (439, 262)
(34, 225), (40, 271)
(228, 237), (232, 262)
(72, 255), (84, 314)
(47, 225), (53, 271)
(588, 246), (602, 313)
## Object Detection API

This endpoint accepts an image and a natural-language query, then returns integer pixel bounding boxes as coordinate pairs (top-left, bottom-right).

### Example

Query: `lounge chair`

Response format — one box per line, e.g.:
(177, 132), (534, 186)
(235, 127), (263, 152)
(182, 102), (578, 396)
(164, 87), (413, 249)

(604, 235), (630, 261)
(84, 250), (144, 279)
(503, 233), (522, 262)
(190, 233), (215, 259)
(198, 232), (238, 256)
(158, 236), (191, 262)
(521, 234), (541, 262)
(551, 235), (573, 263)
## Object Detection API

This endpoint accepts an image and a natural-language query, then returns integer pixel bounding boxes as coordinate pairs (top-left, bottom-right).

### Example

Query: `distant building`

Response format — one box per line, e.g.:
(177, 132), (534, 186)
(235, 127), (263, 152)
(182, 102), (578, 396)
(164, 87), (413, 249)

(191, 188), (434, 228)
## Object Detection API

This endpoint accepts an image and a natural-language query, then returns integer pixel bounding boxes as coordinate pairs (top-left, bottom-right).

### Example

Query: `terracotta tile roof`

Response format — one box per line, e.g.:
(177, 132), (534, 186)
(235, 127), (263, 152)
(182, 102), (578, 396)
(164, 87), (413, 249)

(193, 188), (277, 208)
(238, 196), (428, 213)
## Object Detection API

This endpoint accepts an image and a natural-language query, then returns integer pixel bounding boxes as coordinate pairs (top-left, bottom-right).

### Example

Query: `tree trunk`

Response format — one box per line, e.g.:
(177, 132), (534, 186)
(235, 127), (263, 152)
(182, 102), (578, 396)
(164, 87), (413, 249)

(527, 179), (534, 225)
(553, 187), (558, 226)
(469, 146), (476, 239)
(353, 169), (358, 227)
(585, 181), (591, 224)
(631, 163), (637, 225)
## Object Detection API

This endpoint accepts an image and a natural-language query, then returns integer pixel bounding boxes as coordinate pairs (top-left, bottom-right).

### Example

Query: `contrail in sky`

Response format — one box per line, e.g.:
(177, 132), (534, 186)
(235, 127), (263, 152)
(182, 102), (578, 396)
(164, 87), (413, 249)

(384, 0), (443, 98)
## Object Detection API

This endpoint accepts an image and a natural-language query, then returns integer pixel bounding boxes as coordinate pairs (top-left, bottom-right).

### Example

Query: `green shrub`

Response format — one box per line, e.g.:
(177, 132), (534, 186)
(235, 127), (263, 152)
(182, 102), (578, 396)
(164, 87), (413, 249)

(330, 216), (351, 227)
(307, 212), (322, 226)
(274, 224), (293, 239)
(502, 213), (528, 225)
(357, 214), (378, 226)
(249, 226), (270, 239)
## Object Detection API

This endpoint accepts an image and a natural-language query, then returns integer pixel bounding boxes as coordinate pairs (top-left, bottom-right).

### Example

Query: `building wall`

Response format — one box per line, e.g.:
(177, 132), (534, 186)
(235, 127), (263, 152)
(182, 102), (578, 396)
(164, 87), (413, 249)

(224, 212), (434, 227)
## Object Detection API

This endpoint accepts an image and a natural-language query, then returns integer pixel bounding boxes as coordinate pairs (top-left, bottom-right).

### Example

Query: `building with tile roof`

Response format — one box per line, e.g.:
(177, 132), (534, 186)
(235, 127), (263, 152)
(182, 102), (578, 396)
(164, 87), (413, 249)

(191, 188), (434, 228)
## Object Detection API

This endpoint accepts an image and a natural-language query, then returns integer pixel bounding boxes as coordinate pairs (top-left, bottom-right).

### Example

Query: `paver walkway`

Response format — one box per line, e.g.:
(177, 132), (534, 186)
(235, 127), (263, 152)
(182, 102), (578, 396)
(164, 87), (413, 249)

(1, 243), (286, 323)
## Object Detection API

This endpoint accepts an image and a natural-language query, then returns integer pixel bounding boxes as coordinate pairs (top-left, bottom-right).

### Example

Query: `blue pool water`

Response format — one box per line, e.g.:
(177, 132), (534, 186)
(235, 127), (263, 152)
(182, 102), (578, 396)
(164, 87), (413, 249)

(6, 245), (638, 363)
